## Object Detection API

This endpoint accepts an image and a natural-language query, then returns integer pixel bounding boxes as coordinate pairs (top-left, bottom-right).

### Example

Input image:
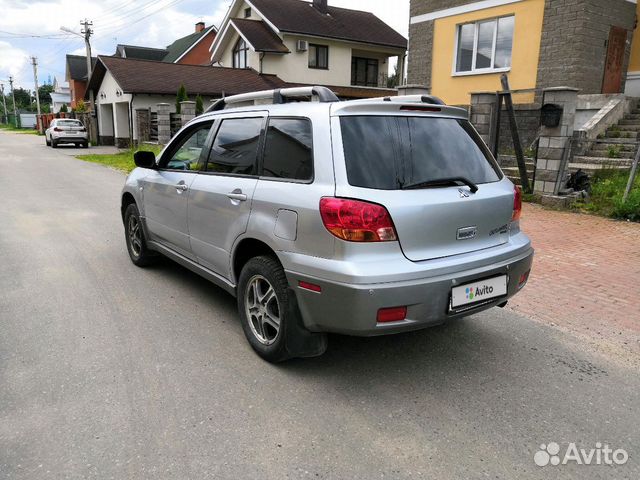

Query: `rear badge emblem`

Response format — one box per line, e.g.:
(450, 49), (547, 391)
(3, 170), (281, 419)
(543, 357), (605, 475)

(457, 226), (477, 240)
(458, 188), (470, 198)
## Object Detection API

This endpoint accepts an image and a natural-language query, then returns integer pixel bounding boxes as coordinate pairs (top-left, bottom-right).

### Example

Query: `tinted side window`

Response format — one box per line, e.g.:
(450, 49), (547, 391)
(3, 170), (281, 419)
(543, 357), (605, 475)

(162, 122), (213, 171)
(207, 118), (263, 175)
(262, 118), (313, 181)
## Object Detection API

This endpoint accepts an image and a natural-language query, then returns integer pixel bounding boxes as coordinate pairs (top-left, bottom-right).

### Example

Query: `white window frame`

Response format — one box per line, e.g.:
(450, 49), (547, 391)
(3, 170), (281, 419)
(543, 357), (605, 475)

(452, 15), (514, 76)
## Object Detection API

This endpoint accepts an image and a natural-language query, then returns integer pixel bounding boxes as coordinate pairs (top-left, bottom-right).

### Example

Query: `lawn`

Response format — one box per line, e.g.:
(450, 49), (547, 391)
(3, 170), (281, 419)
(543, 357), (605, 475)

(0, 123), (39, 134)
(573, 168), (640, 222)
(76, 145), (163, 173)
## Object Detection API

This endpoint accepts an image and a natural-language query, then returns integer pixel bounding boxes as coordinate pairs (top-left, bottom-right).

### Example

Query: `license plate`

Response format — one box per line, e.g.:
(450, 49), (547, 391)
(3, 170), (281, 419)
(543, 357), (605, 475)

(451, 275), (507, 309)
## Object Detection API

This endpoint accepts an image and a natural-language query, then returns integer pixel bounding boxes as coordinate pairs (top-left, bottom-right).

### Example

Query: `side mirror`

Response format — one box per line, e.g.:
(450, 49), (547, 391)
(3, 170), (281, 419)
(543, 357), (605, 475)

(134, 150), (156, 169)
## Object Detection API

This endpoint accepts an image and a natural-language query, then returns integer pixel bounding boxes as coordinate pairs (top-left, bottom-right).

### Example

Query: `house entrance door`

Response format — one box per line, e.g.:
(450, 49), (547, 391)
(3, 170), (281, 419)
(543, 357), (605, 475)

(602, 26), (627, 94)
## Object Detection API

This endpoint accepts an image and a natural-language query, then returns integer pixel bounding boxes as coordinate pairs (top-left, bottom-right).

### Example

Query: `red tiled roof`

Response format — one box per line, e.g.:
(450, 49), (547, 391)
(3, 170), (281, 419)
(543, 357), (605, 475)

(231, 19), (290, 53)
(86, 56), (287, 97)
(249, 0), (407, 50)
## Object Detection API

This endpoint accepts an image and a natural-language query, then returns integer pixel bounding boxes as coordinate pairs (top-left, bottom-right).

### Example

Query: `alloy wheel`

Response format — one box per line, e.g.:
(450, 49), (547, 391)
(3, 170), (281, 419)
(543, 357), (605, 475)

(244, 275), (281, 345)
(128, 215), (142, 257)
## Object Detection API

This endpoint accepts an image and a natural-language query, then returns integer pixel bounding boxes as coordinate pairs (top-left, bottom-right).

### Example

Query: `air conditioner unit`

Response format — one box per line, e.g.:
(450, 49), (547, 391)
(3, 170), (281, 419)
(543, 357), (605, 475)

(296, 40), (308, 52)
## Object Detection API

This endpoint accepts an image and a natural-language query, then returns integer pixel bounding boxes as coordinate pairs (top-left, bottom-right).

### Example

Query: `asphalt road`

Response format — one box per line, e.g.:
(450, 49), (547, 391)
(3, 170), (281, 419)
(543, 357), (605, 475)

(1, 130), (638, 480)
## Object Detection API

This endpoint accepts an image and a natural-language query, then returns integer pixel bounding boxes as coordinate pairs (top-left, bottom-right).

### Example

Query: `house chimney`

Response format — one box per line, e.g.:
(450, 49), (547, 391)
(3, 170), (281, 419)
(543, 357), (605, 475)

(195, 21), (205, 33)
(313, 0), (328, 13)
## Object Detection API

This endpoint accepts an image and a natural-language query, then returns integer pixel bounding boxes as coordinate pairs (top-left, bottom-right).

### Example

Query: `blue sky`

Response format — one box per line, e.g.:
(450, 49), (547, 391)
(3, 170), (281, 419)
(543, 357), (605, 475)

(0, 0), (409, 92)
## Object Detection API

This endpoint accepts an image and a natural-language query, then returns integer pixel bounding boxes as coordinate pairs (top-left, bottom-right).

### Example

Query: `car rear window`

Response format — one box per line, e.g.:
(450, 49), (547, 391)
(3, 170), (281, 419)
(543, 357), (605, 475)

(58, 120), (83, 127)
(340, 116), (501, 190)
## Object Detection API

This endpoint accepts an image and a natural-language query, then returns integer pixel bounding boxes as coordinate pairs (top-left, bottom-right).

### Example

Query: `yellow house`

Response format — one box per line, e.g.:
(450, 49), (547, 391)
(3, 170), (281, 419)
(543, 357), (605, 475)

(408, 0), (638, 105)
(626, 2), (640, 96)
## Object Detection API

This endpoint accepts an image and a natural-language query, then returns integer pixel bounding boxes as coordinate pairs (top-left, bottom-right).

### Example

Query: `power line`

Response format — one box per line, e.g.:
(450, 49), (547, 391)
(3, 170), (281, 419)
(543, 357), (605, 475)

(0, 30), (72, 39)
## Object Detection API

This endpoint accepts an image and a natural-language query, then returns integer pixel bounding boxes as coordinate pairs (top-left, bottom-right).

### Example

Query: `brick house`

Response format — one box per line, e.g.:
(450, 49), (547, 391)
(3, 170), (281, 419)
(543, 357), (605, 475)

(407, 0), (637, 105)
(209, 0), (407, 96)
(65, 55), (97, 109)
(113, 22), (218, 65)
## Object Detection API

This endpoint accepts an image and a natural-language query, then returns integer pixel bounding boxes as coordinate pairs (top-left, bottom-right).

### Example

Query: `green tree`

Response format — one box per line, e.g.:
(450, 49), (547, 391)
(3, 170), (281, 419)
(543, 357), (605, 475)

(176, 83), (187, 114)
(12, 88), (32, 110)
(195, 94), (204, 115)
(38, 84), (54, 105)
(60, 103), (68, 113)
(75, 99), (87, 113)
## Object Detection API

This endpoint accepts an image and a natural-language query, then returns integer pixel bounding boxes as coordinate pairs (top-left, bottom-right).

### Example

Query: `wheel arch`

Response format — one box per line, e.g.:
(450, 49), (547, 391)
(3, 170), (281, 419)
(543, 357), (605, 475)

(121, 192), (137, 223)
(232, 237), (282, 286)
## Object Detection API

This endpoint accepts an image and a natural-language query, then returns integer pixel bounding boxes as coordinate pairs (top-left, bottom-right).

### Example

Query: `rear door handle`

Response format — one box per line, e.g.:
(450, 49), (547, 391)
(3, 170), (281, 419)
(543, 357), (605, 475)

(227, 193), (248, 202)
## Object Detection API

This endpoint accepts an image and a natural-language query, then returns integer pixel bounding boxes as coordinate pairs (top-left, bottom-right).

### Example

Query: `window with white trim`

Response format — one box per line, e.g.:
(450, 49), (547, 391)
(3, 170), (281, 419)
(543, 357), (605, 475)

(233, 38), (248, 69)
(455, 15), (514, 74)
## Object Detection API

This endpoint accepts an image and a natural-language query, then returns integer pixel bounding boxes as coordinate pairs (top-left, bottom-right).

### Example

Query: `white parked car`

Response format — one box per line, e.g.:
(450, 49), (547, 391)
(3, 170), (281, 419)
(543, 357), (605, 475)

(45, 119), (89, 148)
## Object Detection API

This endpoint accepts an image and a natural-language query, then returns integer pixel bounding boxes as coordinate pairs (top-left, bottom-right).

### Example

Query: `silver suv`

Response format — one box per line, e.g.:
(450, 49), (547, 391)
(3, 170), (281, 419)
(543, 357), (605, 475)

(121, 87), (533, 362)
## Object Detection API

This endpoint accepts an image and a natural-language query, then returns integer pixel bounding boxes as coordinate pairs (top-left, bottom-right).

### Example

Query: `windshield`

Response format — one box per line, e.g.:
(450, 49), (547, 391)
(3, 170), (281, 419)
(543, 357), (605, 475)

(58, 120), (83, 127)
(340, 116), (501, 190)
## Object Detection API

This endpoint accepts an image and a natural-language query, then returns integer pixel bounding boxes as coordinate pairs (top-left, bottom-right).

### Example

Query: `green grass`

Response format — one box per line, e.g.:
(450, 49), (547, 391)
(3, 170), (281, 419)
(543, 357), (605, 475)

(76, 145), (163, 173)
(573, 168), (640, 222)
(0, 123), (39, 134)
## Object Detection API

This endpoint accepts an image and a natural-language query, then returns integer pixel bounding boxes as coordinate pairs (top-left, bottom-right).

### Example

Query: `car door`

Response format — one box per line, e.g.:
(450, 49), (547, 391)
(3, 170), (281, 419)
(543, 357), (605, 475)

(142, 121), (214, 259)
(187, 113), (266, 277)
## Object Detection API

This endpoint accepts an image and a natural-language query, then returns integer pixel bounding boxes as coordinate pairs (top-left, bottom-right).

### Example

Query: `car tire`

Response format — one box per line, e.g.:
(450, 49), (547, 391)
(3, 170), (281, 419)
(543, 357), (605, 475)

(82, 142), (89, 148)
(51, 139), (57, 148)
(45, 137), (51, 146)
(124, 203), (156, 267)
(237, 256), (327, 362)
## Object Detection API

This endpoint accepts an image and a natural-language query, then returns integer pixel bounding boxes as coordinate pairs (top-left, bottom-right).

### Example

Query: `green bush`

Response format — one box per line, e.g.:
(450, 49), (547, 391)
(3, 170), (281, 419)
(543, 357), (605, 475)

(580, 169), (640, 221)
(176, 83), (187, 114)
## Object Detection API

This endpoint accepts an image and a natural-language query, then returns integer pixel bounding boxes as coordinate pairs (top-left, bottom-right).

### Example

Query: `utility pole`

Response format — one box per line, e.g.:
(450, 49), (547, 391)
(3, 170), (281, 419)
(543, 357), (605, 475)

(31, 56), (42, 116)
(80, 19), (95, 112)
(0, 83), (8, 124)
(9, 76), (18, 127)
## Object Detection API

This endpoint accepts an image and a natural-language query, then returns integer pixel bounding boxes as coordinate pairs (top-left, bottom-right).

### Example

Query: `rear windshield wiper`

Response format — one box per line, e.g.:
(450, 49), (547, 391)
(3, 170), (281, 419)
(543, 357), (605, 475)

(401, 177), (479, 193)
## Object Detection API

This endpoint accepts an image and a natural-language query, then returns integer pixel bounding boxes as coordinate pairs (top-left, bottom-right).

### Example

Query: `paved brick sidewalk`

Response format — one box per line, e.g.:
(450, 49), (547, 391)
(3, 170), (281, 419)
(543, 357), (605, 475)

(507, 204), (640, 356)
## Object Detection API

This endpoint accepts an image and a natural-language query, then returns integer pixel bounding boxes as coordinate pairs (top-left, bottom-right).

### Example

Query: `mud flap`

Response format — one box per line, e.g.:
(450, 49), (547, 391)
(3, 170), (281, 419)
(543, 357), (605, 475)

(284, 288), (328, 358)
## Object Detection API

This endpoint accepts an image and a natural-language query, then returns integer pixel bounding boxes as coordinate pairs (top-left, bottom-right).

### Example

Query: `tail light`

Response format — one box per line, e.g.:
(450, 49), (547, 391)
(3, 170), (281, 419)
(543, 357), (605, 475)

(53, 127), (62, 132)
(79, 128), (86, 132)
(512, 185), (522, 221)
(319, 197), (397, 242)
(377, 306), (407, 323)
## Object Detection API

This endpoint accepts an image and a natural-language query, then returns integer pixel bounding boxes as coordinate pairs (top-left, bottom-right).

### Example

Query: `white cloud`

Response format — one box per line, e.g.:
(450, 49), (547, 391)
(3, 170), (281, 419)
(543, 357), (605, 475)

(0, 41), (30, 87)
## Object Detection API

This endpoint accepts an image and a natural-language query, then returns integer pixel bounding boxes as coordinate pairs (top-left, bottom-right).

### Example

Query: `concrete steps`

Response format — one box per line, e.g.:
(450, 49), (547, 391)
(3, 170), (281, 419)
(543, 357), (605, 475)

(589, 148), (636, 159)
(572, 156), (633, 167)
(568, 163), (629, 176)
(594, 137), (639, 145)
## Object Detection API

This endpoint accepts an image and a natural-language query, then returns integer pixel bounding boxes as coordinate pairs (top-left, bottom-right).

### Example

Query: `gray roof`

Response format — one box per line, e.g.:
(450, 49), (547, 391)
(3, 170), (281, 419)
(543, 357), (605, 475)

(248, 0), (407, 50)
(114, 45), (169, 61)
(66, 55), (97, 81)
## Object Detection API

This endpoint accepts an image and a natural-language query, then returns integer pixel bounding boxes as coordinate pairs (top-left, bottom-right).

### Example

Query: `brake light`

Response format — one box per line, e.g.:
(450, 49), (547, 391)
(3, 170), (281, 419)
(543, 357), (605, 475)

(377, 306), (407, 323)
(53, 127), (62, 132)
(400, 106), (441, 112)
(319, 197), (397, 242)
(79, 128), (86, 132)
(512, 185), (522, 221)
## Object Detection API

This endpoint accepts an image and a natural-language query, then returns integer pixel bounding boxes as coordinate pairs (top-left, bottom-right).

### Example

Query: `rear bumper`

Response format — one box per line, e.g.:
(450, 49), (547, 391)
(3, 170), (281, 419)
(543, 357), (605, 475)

(283, 235), (534, 336)
(52, 134), (88, 144)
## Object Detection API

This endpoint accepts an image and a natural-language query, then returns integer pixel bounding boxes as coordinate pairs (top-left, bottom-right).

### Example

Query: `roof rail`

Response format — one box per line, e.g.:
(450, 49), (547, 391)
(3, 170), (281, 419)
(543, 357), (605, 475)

(206, 86), (339, 112)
